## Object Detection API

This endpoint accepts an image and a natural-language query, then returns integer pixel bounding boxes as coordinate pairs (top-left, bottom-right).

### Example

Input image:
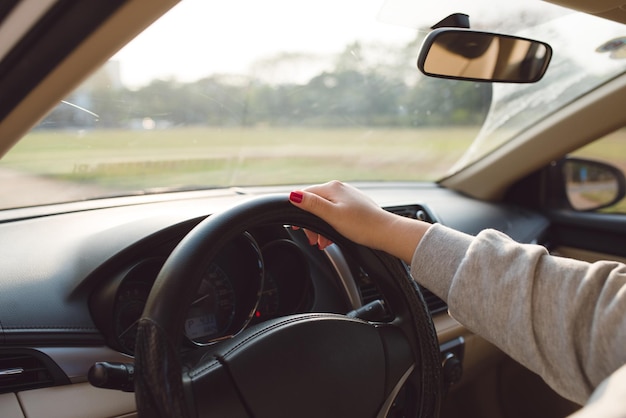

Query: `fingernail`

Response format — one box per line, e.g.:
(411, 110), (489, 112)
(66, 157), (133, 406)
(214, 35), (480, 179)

(289, 191), (303, 204)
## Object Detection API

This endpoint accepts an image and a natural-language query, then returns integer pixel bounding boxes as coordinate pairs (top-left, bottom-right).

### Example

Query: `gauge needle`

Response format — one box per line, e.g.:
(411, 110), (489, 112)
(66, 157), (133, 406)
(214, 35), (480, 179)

(118, 319), (139, 339)
(191, 292), (212, 306)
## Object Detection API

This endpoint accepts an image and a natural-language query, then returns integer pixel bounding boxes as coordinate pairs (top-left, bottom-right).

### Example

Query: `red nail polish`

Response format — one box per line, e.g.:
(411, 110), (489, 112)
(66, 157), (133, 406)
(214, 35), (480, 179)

(289, 191), (303, 204)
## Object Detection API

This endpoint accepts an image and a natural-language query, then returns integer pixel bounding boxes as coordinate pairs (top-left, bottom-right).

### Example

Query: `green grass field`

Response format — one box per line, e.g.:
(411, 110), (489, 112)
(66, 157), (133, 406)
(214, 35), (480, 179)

(3, 126), (626, 213)
(1, 127), (479, 188)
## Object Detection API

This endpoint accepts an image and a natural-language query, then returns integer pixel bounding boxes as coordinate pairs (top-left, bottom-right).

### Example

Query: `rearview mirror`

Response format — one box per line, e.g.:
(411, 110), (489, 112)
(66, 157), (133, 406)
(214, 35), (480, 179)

(417, 28), (552, 83)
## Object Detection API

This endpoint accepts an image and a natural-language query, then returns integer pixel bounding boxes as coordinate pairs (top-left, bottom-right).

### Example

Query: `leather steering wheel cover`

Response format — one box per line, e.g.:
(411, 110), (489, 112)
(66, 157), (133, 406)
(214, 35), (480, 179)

(134, 194), (442, 417)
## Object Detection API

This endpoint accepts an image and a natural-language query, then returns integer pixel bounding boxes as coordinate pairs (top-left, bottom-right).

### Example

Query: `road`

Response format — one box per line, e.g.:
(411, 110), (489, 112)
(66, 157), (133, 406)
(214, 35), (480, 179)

(0, 168), (115, 209)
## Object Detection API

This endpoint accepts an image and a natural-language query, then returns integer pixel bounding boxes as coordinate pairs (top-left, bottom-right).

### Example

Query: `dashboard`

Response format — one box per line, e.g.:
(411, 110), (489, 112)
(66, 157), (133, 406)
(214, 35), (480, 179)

(0, 183), (550, 414)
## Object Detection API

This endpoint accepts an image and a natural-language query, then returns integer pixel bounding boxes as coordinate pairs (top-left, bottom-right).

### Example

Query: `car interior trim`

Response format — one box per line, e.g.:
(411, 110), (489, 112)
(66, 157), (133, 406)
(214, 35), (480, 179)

(547, 0), (626, 22)
(0, 0), (55, 63)
(0, 0), (179, 159)
(36, 346), (132, 384)
(0, 0), (128, 122)
(554, 246), (626, 264)
(17, 381), (136, 418)
(0, 392), (23, 418)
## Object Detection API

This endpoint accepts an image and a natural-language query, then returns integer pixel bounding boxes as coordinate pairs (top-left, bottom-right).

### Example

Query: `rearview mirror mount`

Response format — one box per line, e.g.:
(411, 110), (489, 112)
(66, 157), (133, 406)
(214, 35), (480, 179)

(417, 28), (552, 83)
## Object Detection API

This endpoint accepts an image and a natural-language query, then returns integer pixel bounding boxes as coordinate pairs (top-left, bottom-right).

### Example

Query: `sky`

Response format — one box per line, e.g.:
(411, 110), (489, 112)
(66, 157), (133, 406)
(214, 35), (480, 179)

(111, 0), (618, 88)
(113, 0), (414, 87)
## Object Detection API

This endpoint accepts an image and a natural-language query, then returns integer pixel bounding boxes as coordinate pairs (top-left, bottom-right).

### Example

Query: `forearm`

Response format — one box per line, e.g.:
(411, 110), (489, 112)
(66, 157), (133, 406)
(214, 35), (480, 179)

(412, 224), (626, 404)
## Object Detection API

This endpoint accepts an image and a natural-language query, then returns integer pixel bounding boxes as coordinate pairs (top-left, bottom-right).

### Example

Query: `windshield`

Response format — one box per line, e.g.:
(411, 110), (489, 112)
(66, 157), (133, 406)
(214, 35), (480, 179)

(1, 0), (625, 209)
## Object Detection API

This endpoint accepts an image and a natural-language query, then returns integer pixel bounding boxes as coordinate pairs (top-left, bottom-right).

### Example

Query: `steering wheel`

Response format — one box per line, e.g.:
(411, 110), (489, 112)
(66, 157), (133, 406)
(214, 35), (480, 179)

(134, 194), (442, 418)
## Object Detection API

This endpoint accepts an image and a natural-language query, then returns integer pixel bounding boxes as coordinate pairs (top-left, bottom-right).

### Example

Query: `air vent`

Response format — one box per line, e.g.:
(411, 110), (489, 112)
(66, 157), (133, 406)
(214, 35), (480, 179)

(418, 285), (448, 315)
(385, 205), (433, 223)
(0, 349), (68, 394)
(386, 204), (448, 315)
(353, 267), (393, 321)
(358, 282), (381, 305)
(355, 266), (447, 316)
(354, 266), (380, 305)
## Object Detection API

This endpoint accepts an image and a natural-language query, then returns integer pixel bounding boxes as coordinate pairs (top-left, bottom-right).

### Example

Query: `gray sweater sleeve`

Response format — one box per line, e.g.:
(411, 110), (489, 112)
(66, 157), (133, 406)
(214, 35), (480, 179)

(410, 223), (626, 405)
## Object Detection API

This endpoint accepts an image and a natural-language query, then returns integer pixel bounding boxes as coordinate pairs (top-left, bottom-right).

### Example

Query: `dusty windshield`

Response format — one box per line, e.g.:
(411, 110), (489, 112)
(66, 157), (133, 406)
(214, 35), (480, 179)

(1, 0), (625, 209)
(453, 12), (626, 172)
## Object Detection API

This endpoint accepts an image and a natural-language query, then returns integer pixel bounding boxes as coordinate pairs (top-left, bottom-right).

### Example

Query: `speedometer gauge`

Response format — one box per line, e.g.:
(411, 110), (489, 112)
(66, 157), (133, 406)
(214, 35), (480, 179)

(103, 232), (263, 354)
(183, 232), (264, 345)
(184, 263), (235, 343)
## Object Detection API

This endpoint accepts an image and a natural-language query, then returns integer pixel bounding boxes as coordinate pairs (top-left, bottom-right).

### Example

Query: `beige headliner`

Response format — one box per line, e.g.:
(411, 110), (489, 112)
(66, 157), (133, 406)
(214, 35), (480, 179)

(548, 0), (626, 22)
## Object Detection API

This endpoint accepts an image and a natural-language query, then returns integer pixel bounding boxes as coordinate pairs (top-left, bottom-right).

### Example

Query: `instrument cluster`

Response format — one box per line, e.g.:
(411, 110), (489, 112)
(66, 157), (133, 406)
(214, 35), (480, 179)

(93, 232), (313, 355)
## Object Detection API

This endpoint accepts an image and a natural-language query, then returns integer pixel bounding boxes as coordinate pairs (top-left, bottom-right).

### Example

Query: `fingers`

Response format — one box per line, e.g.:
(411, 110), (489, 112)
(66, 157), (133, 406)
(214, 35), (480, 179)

(290, 180), (396, 251)
(290, 184), (338, 250)
(302, 228), (334, 250)
(289, 185), (337, 218)
(289, 180), (372, 247)
(317, 235), (333, 250)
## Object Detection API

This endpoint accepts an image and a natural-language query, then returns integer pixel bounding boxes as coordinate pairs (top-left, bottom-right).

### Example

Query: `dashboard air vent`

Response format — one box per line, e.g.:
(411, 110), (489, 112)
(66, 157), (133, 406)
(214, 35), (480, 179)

(358, 281), (382, 305)
(0, 350), (68, 394)
(385, 204), (448, 315)
(353, 267), (393, 321)
(417, 285), (448, 315)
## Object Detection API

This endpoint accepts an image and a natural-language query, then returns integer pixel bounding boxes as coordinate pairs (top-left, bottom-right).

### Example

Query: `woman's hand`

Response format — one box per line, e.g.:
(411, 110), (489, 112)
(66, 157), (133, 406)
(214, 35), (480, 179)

(289, 180), (430, 264)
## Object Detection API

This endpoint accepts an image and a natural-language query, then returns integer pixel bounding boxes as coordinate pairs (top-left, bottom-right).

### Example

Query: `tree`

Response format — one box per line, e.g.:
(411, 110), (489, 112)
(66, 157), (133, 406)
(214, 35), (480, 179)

(37, 36), (494, 130)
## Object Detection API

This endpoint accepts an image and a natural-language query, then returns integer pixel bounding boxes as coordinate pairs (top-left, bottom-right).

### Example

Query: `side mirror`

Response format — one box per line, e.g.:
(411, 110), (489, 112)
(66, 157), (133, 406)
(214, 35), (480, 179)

(417, 28), (552, 83)
(561, 158), (626, 211)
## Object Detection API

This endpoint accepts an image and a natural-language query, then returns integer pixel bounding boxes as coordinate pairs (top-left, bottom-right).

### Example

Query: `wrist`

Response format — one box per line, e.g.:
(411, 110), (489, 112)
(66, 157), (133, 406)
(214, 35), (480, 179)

(382, 215), (430, 264)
